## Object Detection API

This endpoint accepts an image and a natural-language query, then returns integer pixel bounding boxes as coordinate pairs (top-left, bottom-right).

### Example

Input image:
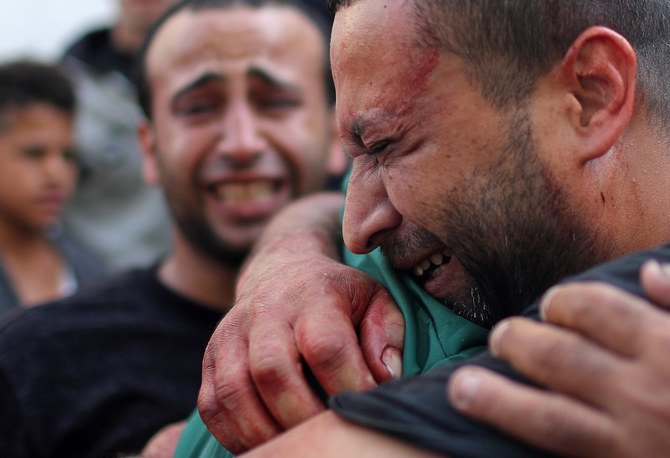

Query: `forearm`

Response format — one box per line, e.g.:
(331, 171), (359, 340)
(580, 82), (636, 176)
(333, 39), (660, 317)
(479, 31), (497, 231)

(238, 192), (345, 289)
(241, 411), (442, 458)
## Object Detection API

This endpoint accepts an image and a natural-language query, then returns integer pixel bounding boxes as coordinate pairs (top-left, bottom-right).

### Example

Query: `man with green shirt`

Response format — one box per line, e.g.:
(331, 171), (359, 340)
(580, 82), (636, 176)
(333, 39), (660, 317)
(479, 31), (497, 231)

(182, 0), (670, 456)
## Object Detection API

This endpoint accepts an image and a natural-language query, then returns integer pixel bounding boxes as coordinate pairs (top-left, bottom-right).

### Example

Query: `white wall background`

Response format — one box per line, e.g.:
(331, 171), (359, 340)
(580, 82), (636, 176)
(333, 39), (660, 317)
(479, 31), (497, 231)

(0, 0), (118, 63)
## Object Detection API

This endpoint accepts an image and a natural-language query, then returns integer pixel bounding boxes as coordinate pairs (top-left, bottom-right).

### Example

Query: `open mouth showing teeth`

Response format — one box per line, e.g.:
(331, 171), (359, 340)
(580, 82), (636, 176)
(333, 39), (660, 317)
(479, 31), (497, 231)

(211, 179), (281, 205)
(411, 250), (452, 285)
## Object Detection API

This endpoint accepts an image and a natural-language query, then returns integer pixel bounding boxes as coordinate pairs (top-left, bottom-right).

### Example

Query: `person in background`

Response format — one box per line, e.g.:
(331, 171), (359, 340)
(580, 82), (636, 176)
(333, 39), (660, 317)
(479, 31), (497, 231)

(0, 60), (105, 315)
(59, 0), (176, 272)
(0, 0), (343, 456)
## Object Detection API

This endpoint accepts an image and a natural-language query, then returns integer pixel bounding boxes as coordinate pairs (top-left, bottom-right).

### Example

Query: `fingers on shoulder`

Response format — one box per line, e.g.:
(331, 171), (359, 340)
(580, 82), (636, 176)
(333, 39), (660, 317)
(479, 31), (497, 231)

(449, 366), (618, 457)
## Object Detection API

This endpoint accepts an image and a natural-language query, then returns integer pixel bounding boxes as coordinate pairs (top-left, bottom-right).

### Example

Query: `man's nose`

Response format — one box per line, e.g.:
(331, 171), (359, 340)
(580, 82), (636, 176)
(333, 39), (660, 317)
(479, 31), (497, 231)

(342, 159), (402, 254)
(217, 101), (268, 166)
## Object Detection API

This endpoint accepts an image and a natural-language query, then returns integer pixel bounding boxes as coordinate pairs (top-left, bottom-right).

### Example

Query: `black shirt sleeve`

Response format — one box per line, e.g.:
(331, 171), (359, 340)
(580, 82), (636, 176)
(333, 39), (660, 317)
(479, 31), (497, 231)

(330, 243), (670, 457)
(0, 366), (31, 458)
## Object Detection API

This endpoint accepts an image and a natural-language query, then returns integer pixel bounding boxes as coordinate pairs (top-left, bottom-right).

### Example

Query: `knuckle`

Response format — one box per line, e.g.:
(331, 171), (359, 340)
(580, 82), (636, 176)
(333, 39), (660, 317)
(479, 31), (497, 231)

(251, 354), (292, 388)
(205, 374), (249, 418)
(531, 400), (615, 457)
(645, 323), (670, 353)
(546, 283), (621, 322)
(532, 337), (611, 380)
(301, 335), (350, 372)
(625, 371), (670, 423)
(196, 390), (217, 424)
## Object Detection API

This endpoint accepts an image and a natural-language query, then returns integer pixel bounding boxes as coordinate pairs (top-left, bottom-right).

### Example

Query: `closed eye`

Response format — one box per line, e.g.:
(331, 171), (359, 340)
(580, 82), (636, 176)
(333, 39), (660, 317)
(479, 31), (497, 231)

(179, 100), (219, 116)
(368, 140), (391, 157)
(20, 146), (46, 159)
(254, 93), (302, 116)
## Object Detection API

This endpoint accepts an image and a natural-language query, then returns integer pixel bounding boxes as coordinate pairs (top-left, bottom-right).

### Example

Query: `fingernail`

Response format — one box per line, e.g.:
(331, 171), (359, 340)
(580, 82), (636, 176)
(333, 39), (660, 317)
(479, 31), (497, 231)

(663, 263), (670, 277)
(451, 372), (481, 410)
(644, 259), (662, 276)
(382, 346), (402, 378)
(539, 285), (562, 321)
(489, 320), (510, 357)
(650, 259), (670, 278)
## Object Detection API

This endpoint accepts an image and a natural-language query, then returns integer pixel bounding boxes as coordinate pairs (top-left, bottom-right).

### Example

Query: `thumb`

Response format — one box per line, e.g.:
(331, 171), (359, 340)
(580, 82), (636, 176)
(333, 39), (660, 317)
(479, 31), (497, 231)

(360, 288), (405, 382)
(640, 260), (670, 310)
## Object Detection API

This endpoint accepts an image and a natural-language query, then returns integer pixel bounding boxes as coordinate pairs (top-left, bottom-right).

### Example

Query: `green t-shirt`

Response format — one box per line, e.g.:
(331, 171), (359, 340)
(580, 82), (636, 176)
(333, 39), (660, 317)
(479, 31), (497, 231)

(175, 247), (488, 458)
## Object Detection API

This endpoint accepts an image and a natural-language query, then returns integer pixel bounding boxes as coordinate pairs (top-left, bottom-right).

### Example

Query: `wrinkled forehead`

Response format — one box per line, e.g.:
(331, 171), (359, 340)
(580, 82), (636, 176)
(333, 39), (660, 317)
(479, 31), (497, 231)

(0, 104), (75, 147)
(331, 1), (439, 129)
(147, 6), (326, 89)
(331, 0), (400, 72)
(0, 103), (73, 131)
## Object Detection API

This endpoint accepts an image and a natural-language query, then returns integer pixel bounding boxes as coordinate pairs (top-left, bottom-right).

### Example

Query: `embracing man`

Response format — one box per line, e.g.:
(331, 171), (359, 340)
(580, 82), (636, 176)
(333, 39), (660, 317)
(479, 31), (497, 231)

(182, 0), (670, 457)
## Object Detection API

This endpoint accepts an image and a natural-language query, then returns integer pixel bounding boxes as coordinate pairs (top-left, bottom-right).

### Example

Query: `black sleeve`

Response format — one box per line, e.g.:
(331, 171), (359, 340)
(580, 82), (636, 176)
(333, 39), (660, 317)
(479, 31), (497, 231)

(0, 368), (31, 458)
(330, 243), (670, 458)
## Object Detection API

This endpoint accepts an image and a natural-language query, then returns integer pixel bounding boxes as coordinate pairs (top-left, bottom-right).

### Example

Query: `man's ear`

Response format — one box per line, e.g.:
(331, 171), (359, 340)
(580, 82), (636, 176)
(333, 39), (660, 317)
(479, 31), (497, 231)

(326, 107), (349, 178)
(559, 26), (637, 163)
(138, 120), (161, 186)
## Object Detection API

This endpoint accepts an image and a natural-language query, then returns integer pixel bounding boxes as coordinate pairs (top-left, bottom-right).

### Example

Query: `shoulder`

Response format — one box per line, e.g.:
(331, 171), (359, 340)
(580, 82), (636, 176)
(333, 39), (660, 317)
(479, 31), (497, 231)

(54, 233), (109, 285)
(0, 268), (157, 341)
(61, 27), (113, 62)
(557, 242), (670, 298)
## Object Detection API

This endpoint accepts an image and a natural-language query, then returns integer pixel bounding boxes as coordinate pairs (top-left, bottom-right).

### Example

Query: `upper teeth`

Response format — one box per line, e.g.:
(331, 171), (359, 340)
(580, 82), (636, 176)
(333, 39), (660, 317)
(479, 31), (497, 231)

(213, 180), (275, 204)
(414, 250), (450, 277)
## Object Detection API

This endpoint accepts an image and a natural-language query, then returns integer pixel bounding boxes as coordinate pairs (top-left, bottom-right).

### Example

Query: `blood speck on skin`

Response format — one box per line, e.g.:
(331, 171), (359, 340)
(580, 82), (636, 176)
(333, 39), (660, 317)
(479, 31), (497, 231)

(601, 192), (606, 204)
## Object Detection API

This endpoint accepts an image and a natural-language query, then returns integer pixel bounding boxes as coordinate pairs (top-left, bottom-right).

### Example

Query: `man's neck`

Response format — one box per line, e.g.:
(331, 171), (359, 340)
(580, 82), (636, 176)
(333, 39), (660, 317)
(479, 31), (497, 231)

(0, 219), (49, 255)
(158, 237), (238, 312)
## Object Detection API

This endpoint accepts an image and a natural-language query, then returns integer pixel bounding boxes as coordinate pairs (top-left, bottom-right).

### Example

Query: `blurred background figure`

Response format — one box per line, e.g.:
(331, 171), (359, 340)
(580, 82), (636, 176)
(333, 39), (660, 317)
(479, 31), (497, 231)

(0, 1), (344, 456)
(0, 60), (105, 315)
(59, 0), (177, 272)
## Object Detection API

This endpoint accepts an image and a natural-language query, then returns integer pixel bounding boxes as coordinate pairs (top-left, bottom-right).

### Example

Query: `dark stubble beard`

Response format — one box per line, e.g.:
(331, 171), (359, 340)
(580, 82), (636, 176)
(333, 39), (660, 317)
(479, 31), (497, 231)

(157, 162), (249, 269)
(380, 225), (494, 328)
(176, 217), (249, 269)
(437, 108), (616, 328)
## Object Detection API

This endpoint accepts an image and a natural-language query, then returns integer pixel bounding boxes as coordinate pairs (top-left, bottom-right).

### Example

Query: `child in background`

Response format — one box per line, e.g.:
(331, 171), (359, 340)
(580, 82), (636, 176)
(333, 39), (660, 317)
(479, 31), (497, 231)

(0, 61), (105, 314)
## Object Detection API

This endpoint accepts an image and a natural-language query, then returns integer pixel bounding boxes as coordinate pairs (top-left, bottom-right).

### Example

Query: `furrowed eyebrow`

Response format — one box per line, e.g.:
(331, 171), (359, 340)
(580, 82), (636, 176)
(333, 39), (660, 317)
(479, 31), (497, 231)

(171, 73), (226, 105)
(247, 68), (302, 95)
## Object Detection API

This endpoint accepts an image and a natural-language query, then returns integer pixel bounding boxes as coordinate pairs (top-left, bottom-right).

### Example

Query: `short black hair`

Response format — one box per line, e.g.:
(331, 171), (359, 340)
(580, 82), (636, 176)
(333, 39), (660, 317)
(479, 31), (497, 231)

(0, 60), (75, 131)
(330, 0), (670, 128)
(135, 0), (335, 120)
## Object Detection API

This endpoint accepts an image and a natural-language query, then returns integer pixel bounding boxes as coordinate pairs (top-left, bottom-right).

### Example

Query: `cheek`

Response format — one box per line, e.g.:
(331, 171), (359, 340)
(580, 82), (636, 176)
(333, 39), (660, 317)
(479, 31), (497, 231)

(63, 165), (79, 192)
(385, 165), (443, 231)
(384, 167), (418, 216)
(160, 126), (212, 176)
(0, 168), (32, 208)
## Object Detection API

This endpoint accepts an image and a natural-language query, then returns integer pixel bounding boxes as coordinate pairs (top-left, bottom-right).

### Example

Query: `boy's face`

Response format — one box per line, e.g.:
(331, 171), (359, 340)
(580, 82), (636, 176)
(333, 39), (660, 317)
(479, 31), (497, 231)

(0, 104), (77, 232)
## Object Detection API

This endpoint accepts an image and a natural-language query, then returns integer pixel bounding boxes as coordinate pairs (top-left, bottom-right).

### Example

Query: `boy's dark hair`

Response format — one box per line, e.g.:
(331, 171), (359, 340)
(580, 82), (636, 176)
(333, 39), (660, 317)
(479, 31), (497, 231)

(135, 0), (335, 120)
(0, 60), (75, 131)
(329, 0), (670, 128)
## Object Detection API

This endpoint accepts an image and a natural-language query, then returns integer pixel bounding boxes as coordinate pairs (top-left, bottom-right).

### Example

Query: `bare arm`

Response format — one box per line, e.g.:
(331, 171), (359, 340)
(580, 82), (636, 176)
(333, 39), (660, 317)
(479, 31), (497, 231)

(240, 411), (441, 458)
(141, 421), (186, 458)
(449, 260), (670, 457)
(198, 192), (404, 453)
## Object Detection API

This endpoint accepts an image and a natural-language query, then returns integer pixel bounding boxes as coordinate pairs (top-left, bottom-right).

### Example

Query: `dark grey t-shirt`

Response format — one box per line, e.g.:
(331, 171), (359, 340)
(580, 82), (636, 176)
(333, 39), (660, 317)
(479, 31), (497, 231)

(331, 243), (670, 458)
